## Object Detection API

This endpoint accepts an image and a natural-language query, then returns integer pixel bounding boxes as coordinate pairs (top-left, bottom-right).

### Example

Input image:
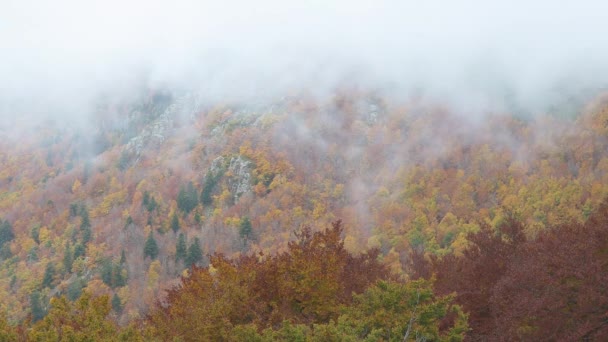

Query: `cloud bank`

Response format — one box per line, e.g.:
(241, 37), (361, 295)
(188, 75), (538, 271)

(2, 0), (608, 121)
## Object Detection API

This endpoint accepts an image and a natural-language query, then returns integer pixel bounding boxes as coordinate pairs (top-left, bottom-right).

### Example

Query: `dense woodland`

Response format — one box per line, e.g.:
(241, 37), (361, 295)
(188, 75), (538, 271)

(1, 89), (608, 340)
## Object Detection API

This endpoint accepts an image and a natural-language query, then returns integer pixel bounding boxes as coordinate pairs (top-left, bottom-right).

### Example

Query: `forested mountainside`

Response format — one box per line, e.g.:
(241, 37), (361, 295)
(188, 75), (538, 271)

(2, 89), (608, 340)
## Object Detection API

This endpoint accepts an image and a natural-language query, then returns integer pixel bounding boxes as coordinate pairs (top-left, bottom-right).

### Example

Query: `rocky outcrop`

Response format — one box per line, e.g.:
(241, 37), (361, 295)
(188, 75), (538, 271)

(124, 93), (200, 160)
(207, 154), (253, 203)
(227, 155), (253, 202)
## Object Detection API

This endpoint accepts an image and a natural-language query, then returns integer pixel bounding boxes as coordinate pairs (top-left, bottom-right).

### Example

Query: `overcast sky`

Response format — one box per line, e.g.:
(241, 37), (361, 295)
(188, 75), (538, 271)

(2, 0), (608, 120)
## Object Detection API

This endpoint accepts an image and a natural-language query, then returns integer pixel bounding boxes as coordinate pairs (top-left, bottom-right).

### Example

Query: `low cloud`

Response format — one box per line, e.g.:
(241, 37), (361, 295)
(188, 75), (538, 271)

(2, 0), (608, 122)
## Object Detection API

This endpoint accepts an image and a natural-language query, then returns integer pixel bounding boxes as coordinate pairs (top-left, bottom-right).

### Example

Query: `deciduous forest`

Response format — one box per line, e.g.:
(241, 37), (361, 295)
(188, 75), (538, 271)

(1, 89), (608, 340)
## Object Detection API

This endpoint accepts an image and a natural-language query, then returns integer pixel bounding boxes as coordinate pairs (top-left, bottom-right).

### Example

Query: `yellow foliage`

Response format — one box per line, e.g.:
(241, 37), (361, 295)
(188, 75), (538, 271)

(147, 261), (162, 287)
(224, 217), (241, 227)
(39, 226), (50, 244)
(91, 189), (127, 218)
(71, 179), (82, 194)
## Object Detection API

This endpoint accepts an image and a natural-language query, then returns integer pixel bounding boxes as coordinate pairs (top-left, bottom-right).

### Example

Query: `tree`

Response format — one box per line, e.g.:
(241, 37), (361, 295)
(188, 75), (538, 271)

(67, 279), (84, 301)
(200, 173), (218, 207)
(112, 293), (123, 314)
(185, 237), (203, 267)
(143, 191), (158, 212)
(411, 216), (525, 340)
(30, 291), (46, 323)
(73, 243), (86, 260)
(170, 212), (180, 233)
(146, 221), (394, 341)
(0, 220), (14, 246)
(144, 232), (159, 260)
(177, 182), (199, 214)
(63, 242), (73, 273)
(120, 249), (126, 265)
(113, 263), (127, 288)
(175, 233), (187, 263)
(339, 280), (468, 341)
(80, 207), (91, 230)
(101, 260), (113, 287)
(42, 262), (56, 289)
(28, 292), (137, 341)
(239, 216), (253, 240)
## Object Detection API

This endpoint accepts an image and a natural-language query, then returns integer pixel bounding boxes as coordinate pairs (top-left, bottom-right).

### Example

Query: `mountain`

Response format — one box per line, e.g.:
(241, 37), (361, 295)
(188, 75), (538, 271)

(2, 88), (608, 338)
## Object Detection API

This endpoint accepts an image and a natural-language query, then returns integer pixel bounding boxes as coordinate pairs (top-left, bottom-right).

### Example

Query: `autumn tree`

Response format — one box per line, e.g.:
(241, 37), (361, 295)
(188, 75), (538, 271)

(146, 220), (394, 340)
(28, 291), (139, 341)
(411, 216), (525, 340)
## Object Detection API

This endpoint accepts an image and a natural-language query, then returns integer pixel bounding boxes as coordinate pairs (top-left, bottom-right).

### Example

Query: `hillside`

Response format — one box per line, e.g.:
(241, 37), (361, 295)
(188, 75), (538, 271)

(2, 89), (608, 336)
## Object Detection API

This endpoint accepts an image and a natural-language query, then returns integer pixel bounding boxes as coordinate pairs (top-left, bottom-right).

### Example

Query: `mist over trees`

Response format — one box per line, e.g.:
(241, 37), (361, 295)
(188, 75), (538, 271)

(3, 2), (608, 339)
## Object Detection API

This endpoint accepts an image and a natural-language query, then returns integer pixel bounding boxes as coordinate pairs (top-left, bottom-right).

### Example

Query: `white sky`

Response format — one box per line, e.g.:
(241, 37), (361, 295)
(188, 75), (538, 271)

(2, 0), (608, 119)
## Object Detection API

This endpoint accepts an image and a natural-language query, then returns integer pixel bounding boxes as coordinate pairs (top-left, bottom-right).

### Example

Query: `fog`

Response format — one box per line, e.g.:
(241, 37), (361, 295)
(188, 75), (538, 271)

(2, 0), (608, 122)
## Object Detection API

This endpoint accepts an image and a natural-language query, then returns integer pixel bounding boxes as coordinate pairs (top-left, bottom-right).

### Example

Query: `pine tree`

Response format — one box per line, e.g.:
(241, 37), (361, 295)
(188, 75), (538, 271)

(112, 293), (122, 313)
(176, 233), (187, 262)
(63, 242), (73, 273)
(200, 174), (217, 207)
(67, 279), (84, 301)
(144, 232), (159, 260)
(81, 226), (92, 244)
(120, 250), (126, 265)
(178, 182), (199, 214)
(42, 262), (55, 288)
(171, 213), (180, 233)
(239, 217), (253, 240)
(101, 260), (113, 287)
(113, 264), (127, 287)
(80, 207), (90, 230)
(30, 291), (46, 322)
(185, 237), (203, 267)
(0, 220), (14, 246)
(73, 243), (86, 260)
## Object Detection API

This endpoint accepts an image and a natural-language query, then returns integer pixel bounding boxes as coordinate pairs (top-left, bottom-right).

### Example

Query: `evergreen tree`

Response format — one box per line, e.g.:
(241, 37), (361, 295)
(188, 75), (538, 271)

(120, 250), (126, 265)
(31, 225), (40, 244)
(112, 293), (122, 313)
(0, 220), (14, 246)
(178, 182), (199, 214)
(30, 291), (46, 322)
(0, 244), (10, 260)
(146, 196), (157, 212)
(144, 232), (159, 260)
(81, 226), (92, 244)
(42, 263), (55, 289)
(176, 233), (187, 262)
(194, 210), (202, 224)
(171, 212), (180, 233)
(143, 191), (158, 212)
(113, 264), (127, 287)
(63, 242), (73, 273)
(142, 191), (150, 208)
(200, 174), (217, 207)
(239, 217), (253, 240)
(80, 207), (91, 230)
(101, 260), (113, 286)
(185, 237), (203, 267)
(67, 279), (84, 301)
(73, 243), (86, 260)
(69, 203), (79, 217)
